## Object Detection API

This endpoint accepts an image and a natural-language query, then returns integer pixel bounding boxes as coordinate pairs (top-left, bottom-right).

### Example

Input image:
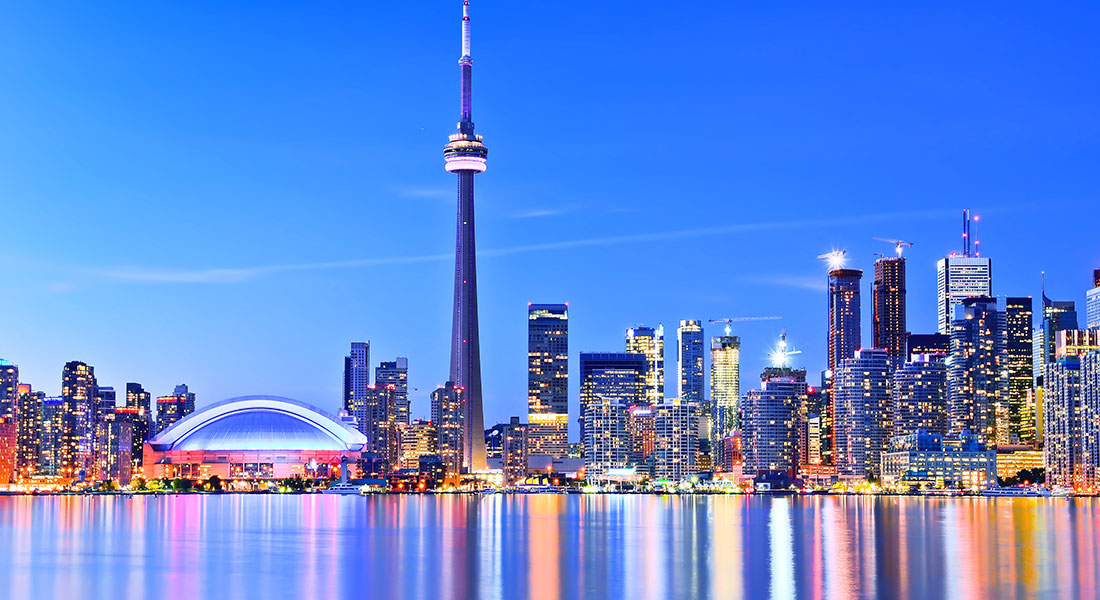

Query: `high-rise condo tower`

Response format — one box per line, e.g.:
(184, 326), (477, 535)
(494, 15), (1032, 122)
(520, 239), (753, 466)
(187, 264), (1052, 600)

(444, 1), (488, 471)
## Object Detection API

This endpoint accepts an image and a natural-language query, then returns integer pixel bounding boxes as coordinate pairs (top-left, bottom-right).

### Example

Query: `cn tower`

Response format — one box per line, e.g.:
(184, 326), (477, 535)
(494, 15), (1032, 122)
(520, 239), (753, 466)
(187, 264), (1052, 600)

(443, 0), (488, 471)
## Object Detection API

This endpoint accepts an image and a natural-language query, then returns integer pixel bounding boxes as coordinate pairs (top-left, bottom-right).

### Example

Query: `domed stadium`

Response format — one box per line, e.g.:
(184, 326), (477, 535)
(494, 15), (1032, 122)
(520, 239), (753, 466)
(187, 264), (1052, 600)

(143, 395), (367, 481)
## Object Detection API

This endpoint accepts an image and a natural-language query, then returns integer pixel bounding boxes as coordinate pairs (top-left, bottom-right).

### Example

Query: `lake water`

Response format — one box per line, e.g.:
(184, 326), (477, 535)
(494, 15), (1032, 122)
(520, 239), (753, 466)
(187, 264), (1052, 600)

(0, 494), (1096, 599)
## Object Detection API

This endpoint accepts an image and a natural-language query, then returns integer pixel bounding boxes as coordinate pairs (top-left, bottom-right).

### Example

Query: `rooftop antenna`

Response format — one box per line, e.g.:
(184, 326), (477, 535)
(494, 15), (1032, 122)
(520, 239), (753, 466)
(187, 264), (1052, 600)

(962, 209), (970, 257)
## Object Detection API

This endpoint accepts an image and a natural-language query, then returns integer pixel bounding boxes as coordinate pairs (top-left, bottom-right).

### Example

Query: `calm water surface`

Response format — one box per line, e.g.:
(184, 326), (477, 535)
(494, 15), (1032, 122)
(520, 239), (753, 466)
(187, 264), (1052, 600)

(0, 494), (1097, 599)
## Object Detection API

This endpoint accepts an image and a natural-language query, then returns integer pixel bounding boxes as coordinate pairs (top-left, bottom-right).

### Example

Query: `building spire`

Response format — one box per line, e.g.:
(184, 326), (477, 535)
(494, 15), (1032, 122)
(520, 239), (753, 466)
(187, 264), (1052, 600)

(462, 1), (471, 58)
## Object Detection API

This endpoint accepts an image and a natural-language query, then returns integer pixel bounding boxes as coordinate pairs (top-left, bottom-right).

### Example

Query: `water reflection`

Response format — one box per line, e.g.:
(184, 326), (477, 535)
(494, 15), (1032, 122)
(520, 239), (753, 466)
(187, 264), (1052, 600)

(0, 495), (1096, 599)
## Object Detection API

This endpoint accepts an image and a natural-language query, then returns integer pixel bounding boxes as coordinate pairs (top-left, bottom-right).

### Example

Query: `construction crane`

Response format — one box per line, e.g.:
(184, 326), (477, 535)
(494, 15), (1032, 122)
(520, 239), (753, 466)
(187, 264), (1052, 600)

(873, 237), (914, 257)
(709, 316), (781, 336)
(817, 249), (847, 270)
(769, 329), (803, 367)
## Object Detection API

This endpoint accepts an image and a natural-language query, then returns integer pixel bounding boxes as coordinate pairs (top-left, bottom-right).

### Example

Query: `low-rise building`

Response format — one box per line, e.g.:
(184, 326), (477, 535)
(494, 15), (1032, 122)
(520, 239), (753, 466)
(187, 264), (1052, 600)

(880, 431), (995, 489)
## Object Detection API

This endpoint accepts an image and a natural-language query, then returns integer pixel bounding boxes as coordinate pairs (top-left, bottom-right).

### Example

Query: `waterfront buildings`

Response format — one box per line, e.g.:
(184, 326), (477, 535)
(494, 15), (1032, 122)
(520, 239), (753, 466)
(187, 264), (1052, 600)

(995, 445), (1044, 481)
(653, 399), (697, 481)
(625, 326), (665, 404)
(156, 387), (195, 435)
(578, 353), (647, 453)
(143, 396), (367, 481)
(742, 367), (806, 478)
(1034, 293), (1078, 388)
(946, 297), (1006, 444)
(95, 414), (132, 485)
(0, 422), (14, 483)
(376, 358), (410, 426)
(873, 256), (906, 367)
(626, 404), (655, 467)
(444, 0), (489, 472)
(527, 304), (569, 458)
(1083, 351), (1100, 489)
(880, 432), (995, 489)
(38, 397), (63, 476)
(834, 349), (891, 479)
(936, 256), (993, 334)
(892, 354), (948, 437)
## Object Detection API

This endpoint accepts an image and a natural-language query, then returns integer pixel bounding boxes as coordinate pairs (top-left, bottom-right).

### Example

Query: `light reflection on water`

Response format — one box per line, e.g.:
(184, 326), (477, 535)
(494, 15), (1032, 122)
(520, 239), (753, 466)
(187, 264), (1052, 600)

(0, 494), (1097, 599)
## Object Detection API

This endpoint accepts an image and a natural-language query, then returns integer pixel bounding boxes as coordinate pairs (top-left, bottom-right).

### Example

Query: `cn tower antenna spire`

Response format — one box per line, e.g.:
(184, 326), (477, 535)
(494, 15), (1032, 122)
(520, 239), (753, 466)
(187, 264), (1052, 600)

(444, 0), (488, 472)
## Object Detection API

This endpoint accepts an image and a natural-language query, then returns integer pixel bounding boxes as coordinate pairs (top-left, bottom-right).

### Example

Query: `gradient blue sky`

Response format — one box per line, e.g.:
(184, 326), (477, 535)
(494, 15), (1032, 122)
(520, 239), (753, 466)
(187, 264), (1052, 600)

(1, 2), (1098, 433)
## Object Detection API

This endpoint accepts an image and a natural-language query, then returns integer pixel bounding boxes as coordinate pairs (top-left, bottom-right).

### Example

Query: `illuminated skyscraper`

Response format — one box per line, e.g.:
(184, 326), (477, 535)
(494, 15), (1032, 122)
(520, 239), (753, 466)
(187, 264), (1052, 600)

(125, 382), (151, 414)
(113, 406), (148, 472)
(376, 358), (409, 425)
(1082, 350), (1100, 489)
(431, 382), (465, 477)
(742, 367), (806, 477)
(1045, 355), (1082, 489)
(828, 268), (863, 376)
(1087, 269), (1100, 330)
(398, 420), (438, 470)
(155, 386), (195, 435)
(501, 416), (529, 485)
(60, 361), (97, 479)
(947, 297), (1007, 445)
(625, 326), (665, 403)
(626, 404), (655, 467)
(527, 304), (569, 458)
(1035, 293), (1078, 387)
(1004, 297), (1035, 443)
(654, 399), (698, 481)
(710, 334), (741, 440)
(936, 256), (993, 334)
(834, 349), (891, 479)
(677, 320), (705, 403)
(892, 354), (948, 437)
(38, 396), (63, 476)
(16, 385), (41, 476)
(579, 353), (647, 456)
(444, 1), (489, 472)
(343, 342), (370, 412)
(0, 360), (17, 420)
(95, 413), (132, 485)
(584, 394), (628, 479)
(873, 256), (906, 366)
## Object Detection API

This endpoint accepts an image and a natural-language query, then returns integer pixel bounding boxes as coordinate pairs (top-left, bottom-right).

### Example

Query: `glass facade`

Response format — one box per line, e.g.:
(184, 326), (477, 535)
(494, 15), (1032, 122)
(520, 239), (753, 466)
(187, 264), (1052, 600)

(936, 256), (993, 335)
(527, 304), (569, 458)
(625, 326), (665, 404)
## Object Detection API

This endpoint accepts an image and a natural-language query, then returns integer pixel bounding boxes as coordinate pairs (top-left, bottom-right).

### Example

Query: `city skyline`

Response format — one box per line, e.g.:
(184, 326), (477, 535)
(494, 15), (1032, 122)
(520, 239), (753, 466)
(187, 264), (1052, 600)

(1, 2), (1099, 433)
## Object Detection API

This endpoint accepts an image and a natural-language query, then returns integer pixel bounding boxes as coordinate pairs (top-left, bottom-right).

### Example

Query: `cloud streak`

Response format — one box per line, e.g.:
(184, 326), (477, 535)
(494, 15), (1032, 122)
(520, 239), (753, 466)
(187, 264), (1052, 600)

(82, 207), (958, 285)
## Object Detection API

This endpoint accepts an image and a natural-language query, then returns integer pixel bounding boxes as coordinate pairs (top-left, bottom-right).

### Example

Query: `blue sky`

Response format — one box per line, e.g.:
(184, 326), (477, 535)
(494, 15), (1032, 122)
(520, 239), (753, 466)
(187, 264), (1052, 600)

(0, 2), (1098, 433)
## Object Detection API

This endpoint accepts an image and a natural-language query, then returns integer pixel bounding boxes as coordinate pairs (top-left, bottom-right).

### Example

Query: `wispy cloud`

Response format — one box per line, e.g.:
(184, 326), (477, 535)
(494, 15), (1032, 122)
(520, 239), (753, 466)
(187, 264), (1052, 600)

(741, 275), (827, 292)
(510, 208), (567, 219)
(67, 206), (960, 286)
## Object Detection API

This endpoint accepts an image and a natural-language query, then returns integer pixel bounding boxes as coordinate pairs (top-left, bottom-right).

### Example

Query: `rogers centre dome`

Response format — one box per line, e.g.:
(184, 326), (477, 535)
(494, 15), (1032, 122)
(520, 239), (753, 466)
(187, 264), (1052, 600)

(143, 395), (367, 481)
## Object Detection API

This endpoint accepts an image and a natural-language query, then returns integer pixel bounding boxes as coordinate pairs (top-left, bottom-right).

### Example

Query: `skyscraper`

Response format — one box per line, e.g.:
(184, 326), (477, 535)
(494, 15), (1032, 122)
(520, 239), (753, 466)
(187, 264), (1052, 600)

(444, 1), (489, 473)
(527, 304), (569, 458)
(827, 268), (863, 377)
(126, 382), (151, 414)
(625, 326), (665, 403)
(501, 416), (529, 485)
(584, 394), (629, 479)
(742, 367), (806, 477)
(579, 353), (647, 458)
(431, 382), (465, 477)
(873, 256), (906, 366)
(936, 256), (993, 334)
(95, 386), (117, 420)
(1044, 355), (1082, 489)
(710, 334), (741, 440)
(1082, 350), (1100, 489)
(376, 358), (410, 425)
(1035, 293), (1078, 388)
(16, 384), (40, 476)
(653, 399), (698, 482)
(38, 396), (63, 476)
(60, 361), (97, 479)
(1087, 269), (1100, 330)
(0, 360), (17, 420)
(343, 342), (370, 413)
(947, 297), (1007, 444)
(834, 349), (891, 479)
(892, 354), (948, 437)
(1004, 297), (1035, 444)
(677, 320), (705, 403)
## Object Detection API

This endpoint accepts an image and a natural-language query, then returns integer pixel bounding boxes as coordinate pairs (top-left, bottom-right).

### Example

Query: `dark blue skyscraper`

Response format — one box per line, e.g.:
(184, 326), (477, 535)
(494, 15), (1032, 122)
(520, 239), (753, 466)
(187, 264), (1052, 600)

(444, 0), (488, 472)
